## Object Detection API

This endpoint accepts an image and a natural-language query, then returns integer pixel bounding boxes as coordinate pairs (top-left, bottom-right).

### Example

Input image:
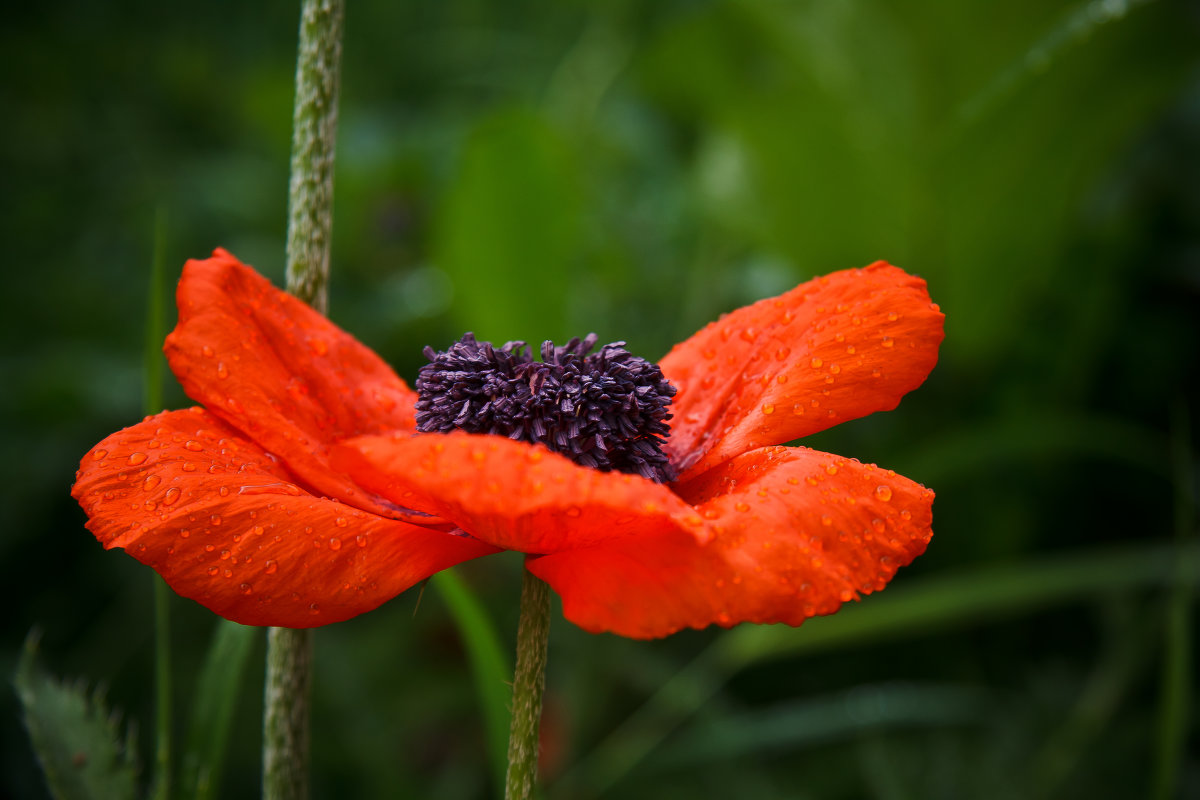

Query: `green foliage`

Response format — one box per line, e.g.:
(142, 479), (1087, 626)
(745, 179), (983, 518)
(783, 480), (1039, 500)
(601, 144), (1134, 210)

(433, 570), (512, 797)
(179, 622), (260, 800)
(14, 634), (139, 800)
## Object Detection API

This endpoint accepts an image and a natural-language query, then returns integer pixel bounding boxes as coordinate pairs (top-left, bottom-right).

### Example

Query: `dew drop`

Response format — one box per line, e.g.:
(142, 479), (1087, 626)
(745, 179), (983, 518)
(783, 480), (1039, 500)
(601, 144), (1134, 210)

(179, 528), (190, 538)
(93, 448), (108, 460)
(701, 348), (716, 360)
(900, 509), (912, 521)
(735, 502), (750, 512)
(182, 462), (197, 472)
(825, 464), (838, 476)
(223, 569), (232, 578)
(872, 518), (886, 533)
(210, 514), (222, 526)
(207, 566), (219, 576)
(220, 549), (230, 560)
(128, 452), (148, 466)
(201, 345), (215, 358)
(774, 347), (790, 360)
(265, 560), (278, 574)
(142, 474), (161, 491)
(218, 486), (229, 497)
(810, 357), (823, 368)
(761, 403), (775, 415)
(875, 485), (893, 502)
(334, 517), (348, 528)
(329, 537), (342, 551)
(205, 544), (215, 552)
(252, 525), (264, 535)
(240, 583), (253, 595)
(821, 515), (832, 526)
(308, 603), (321, 616)
(356, 534), (367, 547)
(881, 336), (894, 348)
(217, 362), (229, 379)
(829, 364), (841, 375)
(887, 312), (899, 322)
(184, 440), (203, 452)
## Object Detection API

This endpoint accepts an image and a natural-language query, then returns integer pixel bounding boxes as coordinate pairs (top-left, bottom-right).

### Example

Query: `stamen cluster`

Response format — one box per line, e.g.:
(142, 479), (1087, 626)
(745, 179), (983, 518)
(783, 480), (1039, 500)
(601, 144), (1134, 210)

(415, 333), (676, 482)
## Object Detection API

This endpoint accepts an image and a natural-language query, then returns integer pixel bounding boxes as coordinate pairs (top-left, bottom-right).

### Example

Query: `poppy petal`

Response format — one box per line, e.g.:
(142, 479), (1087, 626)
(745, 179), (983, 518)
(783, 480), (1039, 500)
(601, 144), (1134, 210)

(526, 445), (933, 639)
(333, 431), (709, 554)
(163, 249), (419, 516)
(72, 408), (497, 628)
(659, 262), (944, 480)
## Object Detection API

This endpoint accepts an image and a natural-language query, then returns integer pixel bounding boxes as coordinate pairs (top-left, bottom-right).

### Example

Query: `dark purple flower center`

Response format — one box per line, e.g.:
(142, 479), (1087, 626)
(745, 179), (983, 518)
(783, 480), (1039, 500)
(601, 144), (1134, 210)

(415, 333), (676, 482)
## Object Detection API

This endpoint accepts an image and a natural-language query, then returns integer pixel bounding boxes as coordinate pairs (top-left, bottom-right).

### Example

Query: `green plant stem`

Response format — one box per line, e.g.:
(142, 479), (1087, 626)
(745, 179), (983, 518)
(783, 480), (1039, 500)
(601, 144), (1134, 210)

(263, 628), (313, 800)
(147, 207), (172, 800)
(285, 0), (345, 316)
(263, 2), (344, 799)
(505, 569), (552, 800)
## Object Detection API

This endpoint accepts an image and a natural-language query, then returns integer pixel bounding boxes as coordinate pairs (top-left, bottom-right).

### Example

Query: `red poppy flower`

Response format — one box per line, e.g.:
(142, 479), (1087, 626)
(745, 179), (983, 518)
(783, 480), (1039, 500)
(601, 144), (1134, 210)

(73, 249), (944, 638)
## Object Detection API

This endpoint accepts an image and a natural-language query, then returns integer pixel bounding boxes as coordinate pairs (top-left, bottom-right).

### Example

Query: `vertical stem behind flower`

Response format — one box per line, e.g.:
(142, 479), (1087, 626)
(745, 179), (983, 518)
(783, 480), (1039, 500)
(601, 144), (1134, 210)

(148, 208), (172, 800)
(505, 569), (552, 800)
(285, 0), (344, 316)
(264, 2), (344, 799)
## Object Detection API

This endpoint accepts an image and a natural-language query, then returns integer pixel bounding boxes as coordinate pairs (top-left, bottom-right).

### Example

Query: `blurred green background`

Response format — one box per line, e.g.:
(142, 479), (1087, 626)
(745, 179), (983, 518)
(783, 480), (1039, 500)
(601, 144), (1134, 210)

(3, 0), (1198, 798)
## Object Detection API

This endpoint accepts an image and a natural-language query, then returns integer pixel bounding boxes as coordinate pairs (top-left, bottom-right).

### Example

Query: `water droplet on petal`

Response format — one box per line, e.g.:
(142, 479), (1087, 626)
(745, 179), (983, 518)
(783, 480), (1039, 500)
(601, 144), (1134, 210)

(240, 583), (252, 595)
(872, 518), (886, 533)
(356, 534), (367, 547)
(210, 514), (222, 526)
(875, 485), (893, 502)
(328, 537), (342, 551)
(128, 452), (148, 466)
(207, 566), (219, 576)
(185, 440), (203, 452)
(882, 336), (894, 348)
(308, 603), (321, 616)
(93, 448), (108, 460)
(142, 474), (161, 491)
(761, 403), (775, 415)
(217, 362), (229, 379)
(735, 502), (750, 512)
(821, 515), (832, 526)
(265, 560), (278, 574)
(810, 357), (823, 368)
(826, 464), (838, 475)
(202, 345), (215, 358)
(888, 312), (899, 322)
(334, 517), (348, 528)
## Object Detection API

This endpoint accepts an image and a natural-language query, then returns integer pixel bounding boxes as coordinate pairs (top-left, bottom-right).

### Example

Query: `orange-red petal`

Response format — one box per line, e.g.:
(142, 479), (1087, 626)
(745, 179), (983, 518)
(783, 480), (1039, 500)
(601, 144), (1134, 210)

(163, 250), (419, 516)
(660, 262), (944, 481)
(71, 408), (497, 627)
(333, 431), (708, 554)
(526, 445), (933, 639)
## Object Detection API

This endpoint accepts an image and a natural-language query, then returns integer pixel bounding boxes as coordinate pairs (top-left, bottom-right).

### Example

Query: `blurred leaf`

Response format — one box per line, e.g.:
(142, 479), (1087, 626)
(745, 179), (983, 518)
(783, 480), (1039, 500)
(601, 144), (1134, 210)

(433, 569), (512, 797)
(652, 682), (990, 772)
(14, 632), (139, 800)
(434, 107), (583, 344)
(179, 621), (260, 800)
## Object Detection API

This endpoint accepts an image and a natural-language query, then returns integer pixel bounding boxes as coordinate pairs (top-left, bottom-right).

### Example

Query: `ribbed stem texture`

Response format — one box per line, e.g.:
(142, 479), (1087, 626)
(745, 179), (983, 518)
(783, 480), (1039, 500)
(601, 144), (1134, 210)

(504, 570), (552, 800)
(263, 2), (344, 799)
(284, 0), (344, 315)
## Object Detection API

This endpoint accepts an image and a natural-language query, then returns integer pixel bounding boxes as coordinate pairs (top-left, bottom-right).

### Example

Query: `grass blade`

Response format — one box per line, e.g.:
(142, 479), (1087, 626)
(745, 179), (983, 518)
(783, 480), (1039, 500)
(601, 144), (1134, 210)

(180, 621), (261, 800)
(433, 569), (512, 797)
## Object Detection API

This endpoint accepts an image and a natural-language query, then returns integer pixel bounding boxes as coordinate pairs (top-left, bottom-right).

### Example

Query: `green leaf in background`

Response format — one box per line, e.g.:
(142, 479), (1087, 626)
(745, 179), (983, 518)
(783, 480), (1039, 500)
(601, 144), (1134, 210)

(433, 569), (512, 798)
(14, 632), (139, 800)
(179, 621), (260, 800)
(434, 107), (583, 345)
